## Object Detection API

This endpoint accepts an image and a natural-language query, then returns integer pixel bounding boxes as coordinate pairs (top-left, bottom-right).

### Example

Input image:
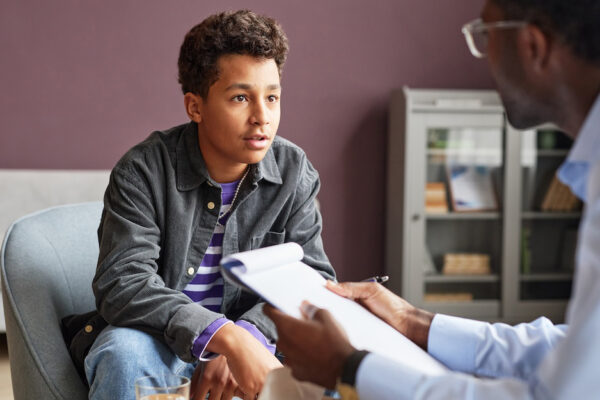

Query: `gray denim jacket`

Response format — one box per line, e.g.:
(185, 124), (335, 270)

(93, 122), (334, 362)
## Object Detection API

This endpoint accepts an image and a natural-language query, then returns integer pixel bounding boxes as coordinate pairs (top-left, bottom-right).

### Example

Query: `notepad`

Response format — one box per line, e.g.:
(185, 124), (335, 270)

(221, 243), (446, 375)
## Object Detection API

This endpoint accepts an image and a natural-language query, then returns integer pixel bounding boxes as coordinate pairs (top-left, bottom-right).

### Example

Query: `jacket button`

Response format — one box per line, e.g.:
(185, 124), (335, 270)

(84, 324), (93, 333)
(187, 267), (195, 276)
(207, 202), (215, 210)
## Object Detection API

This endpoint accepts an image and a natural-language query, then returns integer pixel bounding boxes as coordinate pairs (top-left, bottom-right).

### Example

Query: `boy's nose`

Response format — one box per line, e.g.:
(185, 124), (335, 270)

(249, 102), (270, 126)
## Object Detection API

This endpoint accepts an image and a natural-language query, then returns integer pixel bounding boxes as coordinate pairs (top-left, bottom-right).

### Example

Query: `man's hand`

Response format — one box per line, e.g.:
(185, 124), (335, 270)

(206, 323), (282, 399)
(326, 281), (434, 350)
(263, 302), (356, 389)
(191, 355), (244, 400)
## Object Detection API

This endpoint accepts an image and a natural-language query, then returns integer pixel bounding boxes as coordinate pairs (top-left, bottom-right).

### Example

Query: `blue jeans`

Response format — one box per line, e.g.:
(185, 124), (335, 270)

(84, 325), (196, 400)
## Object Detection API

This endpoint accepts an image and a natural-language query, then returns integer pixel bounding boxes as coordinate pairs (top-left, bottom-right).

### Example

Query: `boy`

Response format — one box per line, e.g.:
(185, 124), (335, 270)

(83, 10), (334, 400)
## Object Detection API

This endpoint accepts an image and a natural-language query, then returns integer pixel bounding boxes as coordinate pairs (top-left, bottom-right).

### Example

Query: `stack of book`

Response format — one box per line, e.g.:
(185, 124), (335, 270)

(424, 292), (473, 302)
(442, 253), (491, 275)
(425, 182), (448, 213)
(541, 173), (581, 212)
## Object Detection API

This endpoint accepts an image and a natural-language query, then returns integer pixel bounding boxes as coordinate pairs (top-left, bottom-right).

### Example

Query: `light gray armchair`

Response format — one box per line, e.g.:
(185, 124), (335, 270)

(1, 202), (103, 400)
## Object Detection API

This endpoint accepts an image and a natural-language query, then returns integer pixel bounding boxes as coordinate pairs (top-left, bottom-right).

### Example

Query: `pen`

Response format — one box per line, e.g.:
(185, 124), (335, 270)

(361, 275), (389, 284)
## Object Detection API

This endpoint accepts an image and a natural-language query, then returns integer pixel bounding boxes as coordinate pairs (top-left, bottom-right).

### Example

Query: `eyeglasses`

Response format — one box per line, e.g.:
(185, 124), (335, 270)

(461, 18), (528, 58)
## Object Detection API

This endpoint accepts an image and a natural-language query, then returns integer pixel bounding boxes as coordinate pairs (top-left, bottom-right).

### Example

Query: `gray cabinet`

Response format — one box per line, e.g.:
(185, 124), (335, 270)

(386, 88), (579, 323)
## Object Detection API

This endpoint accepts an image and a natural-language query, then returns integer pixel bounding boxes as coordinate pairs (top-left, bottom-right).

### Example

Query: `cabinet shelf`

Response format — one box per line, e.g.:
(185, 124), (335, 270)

(425, 274), (500, 283)
(520, 273), (573, 282)
(426, 212), (501, 220)
(536, 149), (570, 157)
(423, 300), (500, 320)
(521, 211), (581, 219)
(427, 148), (502, 156)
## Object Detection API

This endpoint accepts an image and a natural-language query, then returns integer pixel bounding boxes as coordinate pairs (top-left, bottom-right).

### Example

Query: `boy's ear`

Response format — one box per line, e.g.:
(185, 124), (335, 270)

(184, 92), (203, 123)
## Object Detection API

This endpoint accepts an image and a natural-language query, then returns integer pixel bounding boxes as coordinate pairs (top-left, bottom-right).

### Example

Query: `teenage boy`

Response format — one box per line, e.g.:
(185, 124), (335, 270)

(83, 10), (334, 400)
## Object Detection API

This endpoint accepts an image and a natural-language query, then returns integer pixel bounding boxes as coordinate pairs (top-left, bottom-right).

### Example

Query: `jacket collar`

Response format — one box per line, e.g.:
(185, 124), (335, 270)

(176, 122), (282, 191)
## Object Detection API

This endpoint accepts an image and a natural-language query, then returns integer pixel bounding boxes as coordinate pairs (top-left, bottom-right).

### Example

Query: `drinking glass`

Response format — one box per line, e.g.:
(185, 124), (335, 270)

(135, 374), (190, 400)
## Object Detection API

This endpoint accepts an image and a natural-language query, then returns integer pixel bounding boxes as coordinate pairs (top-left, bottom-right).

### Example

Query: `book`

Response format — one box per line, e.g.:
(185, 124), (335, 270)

(220, 243), (446, 375)
(424, 292), (473, 302)
(541, 173), (580, 212)
(521, 228), (531, 275)
(447, 165), (498, 212)
(425, 182), (448, 213)
(442, 253), (491, 275)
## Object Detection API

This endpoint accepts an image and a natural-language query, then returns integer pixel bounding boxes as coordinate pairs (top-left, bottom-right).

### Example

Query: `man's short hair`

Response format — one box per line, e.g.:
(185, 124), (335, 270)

(178, 10), (289, 97)
(492, 0), (600, 66)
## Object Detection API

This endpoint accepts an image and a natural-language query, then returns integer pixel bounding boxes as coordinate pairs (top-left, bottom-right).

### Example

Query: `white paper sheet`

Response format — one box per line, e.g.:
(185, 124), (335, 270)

(221, 243), (447, 375)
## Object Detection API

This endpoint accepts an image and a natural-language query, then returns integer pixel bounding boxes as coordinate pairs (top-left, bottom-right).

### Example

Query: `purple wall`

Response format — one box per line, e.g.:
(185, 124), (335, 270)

(0, 0), (493, 280)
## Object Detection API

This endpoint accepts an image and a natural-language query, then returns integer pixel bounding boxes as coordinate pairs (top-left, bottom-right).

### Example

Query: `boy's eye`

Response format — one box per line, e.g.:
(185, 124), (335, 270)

(267, 95), (279, 102)
(233, 95), (247, 102)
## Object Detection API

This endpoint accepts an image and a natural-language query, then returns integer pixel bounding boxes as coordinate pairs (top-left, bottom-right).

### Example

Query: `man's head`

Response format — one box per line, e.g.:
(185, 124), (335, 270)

(178, 10), (289, 182)
(476, 0), (600, 132)
(491, 0), (600, 67)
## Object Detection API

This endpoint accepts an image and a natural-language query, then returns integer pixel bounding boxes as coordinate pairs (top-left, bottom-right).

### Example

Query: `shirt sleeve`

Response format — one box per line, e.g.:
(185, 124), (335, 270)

(353, 315), (561, 400)
(191, 318), (232, 361)
(235, 320), (276, 354)
(428, 314), (566, 379)
(356, 352), (543, 400)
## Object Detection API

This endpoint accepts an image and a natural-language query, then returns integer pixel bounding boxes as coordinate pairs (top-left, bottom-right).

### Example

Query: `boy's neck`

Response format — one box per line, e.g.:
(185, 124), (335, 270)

(207, 162), (249, 184)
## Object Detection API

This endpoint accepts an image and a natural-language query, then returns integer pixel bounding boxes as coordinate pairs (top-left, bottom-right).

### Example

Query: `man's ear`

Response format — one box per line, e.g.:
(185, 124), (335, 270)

(184, 92), (203, 123)
(518, 24), (551, 73)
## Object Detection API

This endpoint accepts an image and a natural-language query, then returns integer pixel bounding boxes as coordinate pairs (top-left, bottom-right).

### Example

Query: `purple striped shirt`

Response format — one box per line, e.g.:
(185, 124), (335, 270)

(182, 181), (237, 312)
(185, 180), (275, 359)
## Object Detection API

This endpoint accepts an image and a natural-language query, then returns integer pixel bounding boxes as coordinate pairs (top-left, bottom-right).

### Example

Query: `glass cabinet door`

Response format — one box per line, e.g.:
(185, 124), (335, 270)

(519, 129), (580, 304)
(413, 112), (505, 319)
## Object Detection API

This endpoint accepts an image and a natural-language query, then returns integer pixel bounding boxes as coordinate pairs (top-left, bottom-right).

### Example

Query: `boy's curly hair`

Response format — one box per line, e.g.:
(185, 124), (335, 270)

(178, 10), (289, 97)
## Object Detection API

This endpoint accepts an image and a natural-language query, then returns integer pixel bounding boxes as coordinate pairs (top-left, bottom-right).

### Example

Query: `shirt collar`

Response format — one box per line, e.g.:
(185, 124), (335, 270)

(176, 122), (282, 191)
(557, 93), (600, 201)
(567, 93), (600, 164)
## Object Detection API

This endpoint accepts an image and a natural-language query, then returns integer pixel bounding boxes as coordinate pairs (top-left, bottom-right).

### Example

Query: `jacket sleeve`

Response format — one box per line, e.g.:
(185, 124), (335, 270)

(93, 166), (224, 362)
(237, 154), (335, 340)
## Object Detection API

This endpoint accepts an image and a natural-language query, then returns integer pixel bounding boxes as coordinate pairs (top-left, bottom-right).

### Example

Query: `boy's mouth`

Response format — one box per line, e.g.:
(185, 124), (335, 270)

(244, 134), (270, 150)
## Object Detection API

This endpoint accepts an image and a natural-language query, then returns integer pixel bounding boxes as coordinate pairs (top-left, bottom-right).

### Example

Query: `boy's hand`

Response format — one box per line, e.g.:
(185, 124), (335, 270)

(326, 281), (434, 350)
(191, 355), (244, 400)
(206, 323), (282, 399)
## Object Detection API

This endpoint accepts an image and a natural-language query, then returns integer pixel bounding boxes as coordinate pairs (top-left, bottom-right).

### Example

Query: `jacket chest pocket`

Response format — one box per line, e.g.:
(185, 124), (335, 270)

(250, 230), (286, 249)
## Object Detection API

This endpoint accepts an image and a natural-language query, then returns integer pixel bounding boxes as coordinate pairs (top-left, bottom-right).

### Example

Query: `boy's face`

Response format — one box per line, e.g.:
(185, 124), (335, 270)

(191, 54), (281, 182)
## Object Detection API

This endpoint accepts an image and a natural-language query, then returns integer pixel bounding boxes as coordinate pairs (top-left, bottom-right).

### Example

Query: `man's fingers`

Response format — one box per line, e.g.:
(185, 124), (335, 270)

(263, 304), (287, 322)
(327, 280), (379, 300)
(299, 301), (319, 320)
(300, 302), (334, 325)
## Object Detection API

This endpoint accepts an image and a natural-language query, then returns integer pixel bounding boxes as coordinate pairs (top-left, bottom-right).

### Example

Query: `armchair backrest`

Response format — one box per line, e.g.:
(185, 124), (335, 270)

(1, 202), (103, 399)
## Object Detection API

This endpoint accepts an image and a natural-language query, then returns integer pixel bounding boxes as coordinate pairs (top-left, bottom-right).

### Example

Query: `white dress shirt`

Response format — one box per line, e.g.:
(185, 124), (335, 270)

(356, 93), (600, 399)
